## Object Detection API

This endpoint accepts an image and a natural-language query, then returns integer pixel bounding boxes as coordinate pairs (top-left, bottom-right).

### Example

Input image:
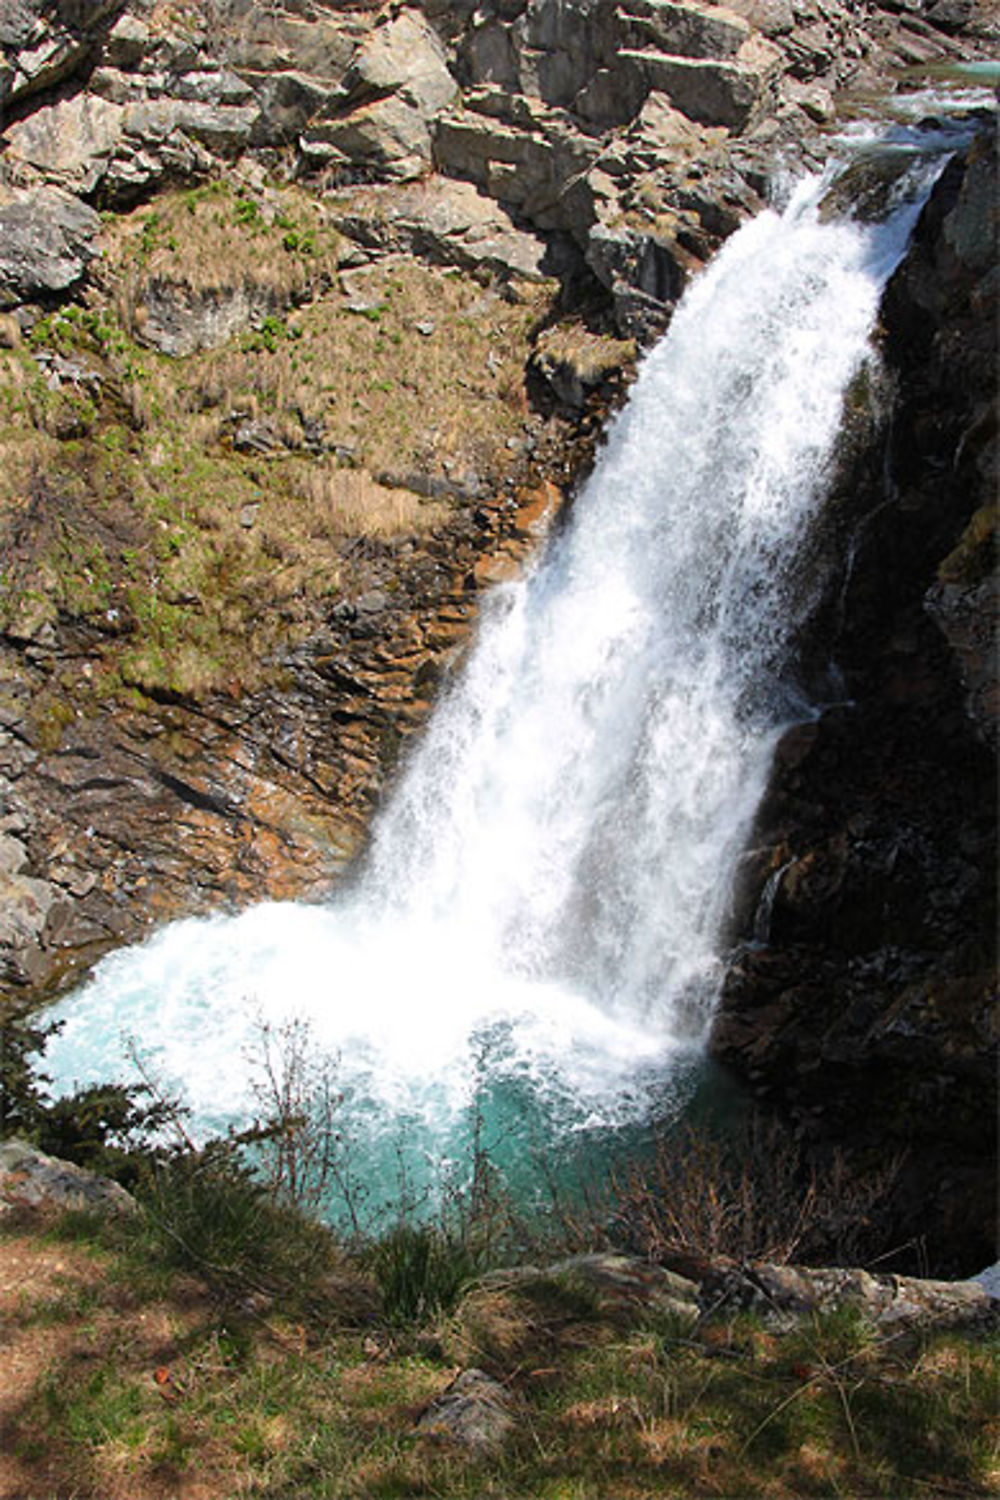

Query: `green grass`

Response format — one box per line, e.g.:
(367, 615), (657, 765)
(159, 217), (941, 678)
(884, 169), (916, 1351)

(5, 1194), (998, 1499)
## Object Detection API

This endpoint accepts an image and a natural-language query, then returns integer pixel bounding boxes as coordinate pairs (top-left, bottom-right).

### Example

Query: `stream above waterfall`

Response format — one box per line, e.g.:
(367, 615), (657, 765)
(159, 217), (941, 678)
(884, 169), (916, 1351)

(42, 120), (978, 1228)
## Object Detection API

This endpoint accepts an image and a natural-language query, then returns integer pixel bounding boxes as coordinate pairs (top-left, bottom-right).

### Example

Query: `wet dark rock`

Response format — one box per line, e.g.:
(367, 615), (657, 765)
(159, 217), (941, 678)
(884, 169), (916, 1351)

(711, 138), (998, 1276)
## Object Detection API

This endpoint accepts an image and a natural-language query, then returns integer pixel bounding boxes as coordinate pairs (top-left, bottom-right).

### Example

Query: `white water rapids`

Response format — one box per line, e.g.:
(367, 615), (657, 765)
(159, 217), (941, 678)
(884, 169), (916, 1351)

(46, 150), (947, 1215)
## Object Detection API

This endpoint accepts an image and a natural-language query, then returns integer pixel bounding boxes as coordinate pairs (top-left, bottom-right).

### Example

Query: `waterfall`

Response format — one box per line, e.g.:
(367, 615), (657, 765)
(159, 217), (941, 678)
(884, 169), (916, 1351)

(44, 144), (948, 1216)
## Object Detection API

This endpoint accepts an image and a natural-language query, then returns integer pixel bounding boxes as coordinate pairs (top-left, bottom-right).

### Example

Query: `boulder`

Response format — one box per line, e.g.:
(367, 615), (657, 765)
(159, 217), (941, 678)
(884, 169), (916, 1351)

(457, 0), (630, 116)
(726, 0), (794, 36)
(122, 99), (259, 157)
(129, 279), (284, 357)
(620, 0), (752, 59)
(0, 832), (29, 874)
(88, 63), (151, 104)
(546, 1253), (701, 1324)
(625, 34), (783, 130)
(519, 0), (616, 105)
(457, 16), (521, 90)
(171, 69), (256, 107)
(473, 1253), (702, 1327)
(434, 92), (601, 232)
(700, 1261), (1000, 1334)
(3, 90), (124, 193)
(624, 88), (712, 159)
(328, 176), (551, 281)
(0, 186), (100, 306)
(308, 8), (458, 181)
(0, 1138), (137, 1216)
(0, 871), (55, 952)
(102, 9), (149, 69)
(1, 0), (124, 107)
(4, 90), (263, 204)
(573, 55), (649, 128)
(223, 9), (365, 79)
(341, 8), (457, 117)
(248, 69), (339, 147)
(303, 91), (439, 182)
(416, 1368), (514, 1454)
(780, 76), (834, 122)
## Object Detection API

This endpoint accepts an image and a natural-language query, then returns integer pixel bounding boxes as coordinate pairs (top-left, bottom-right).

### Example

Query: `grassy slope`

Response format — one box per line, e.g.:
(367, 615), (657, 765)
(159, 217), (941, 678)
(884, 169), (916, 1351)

(1, 1205), (996, 1500)
(0, 179), (554, 733)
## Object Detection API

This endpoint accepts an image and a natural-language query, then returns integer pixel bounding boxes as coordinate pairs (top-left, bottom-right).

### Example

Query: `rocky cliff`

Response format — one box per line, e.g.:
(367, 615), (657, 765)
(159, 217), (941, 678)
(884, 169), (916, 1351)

(711, 135), (998, 1275)
(0, 0), (995, 1267)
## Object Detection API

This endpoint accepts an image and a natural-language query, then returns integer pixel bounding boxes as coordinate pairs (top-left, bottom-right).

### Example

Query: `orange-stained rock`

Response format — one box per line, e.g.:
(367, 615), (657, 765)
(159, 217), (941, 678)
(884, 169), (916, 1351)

(511, 479), (561, 541)
(474, 550), (521, 588)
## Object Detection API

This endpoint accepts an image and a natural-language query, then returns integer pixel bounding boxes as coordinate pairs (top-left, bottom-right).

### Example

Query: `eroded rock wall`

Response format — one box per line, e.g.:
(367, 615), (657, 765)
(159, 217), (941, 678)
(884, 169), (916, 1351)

(2, 1), (994, 332)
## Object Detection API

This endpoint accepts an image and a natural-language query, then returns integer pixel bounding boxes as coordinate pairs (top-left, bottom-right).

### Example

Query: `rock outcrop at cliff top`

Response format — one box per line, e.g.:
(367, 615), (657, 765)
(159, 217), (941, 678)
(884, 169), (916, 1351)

(1, 1), (993, 334)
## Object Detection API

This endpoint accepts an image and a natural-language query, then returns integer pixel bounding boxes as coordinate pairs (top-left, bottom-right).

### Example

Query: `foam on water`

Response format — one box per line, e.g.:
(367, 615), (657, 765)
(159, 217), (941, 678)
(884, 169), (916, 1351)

(45, 147), (951, 1212)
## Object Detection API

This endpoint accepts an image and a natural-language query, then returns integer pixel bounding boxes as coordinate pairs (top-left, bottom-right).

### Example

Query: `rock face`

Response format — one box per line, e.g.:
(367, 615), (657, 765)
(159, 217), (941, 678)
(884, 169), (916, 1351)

(0, 0), (990, 333)
(0, 187), (100, 305)
(710, 139), (998, 1276)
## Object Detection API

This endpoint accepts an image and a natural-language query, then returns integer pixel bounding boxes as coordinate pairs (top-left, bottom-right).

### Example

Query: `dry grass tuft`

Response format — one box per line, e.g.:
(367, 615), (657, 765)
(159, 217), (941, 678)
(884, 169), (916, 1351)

(293, 464), (447, 539)
(104, 180), (340, 314)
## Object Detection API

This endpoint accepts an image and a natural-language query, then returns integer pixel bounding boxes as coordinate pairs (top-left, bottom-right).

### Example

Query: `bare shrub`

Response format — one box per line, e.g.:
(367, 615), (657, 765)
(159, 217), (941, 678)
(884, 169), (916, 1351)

(246, 1015), (368, 1236)
(608, 1112), (905, 1268)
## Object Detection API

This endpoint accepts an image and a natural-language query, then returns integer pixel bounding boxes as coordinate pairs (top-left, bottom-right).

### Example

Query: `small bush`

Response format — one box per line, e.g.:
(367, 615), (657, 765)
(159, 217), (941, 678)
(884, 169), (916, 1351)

(0, 1001), (171, 1189)
(368, 1222), (478, 1326)
(138, 1136), (340, 1309)
(33, 1082), (175, 1189)
(0, 998), (62, 1136)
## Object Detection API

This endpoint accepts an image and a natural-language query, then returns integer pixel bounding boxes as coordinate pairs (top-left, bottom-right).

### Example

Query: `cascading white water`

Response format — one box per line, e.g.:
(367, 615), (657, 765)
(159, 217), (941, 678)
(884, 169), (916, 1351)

(45, 147), (947, 1216)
